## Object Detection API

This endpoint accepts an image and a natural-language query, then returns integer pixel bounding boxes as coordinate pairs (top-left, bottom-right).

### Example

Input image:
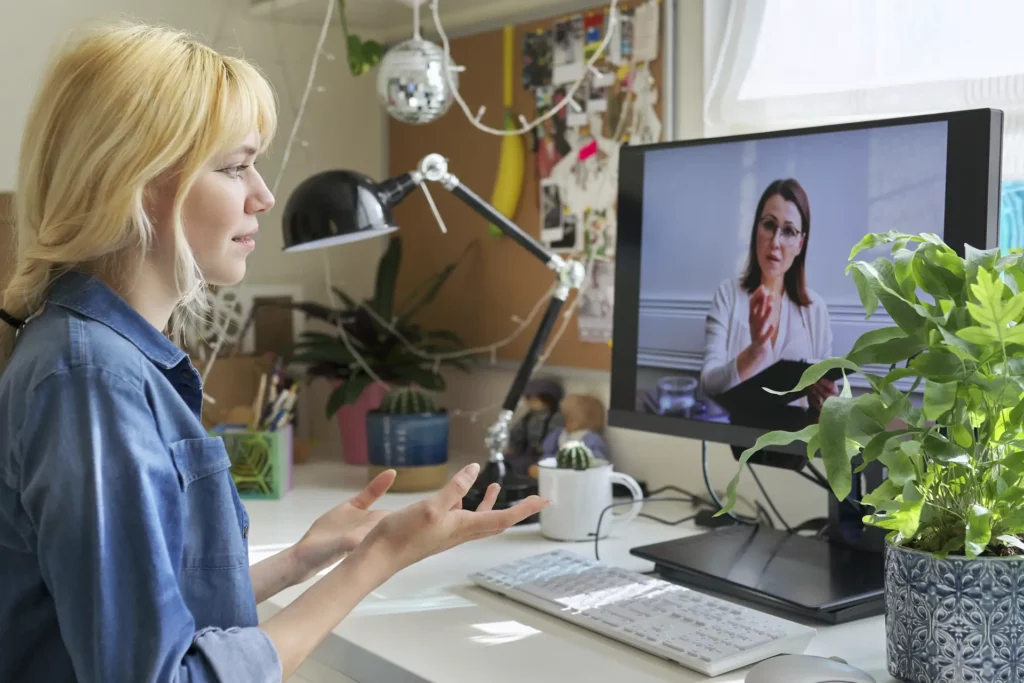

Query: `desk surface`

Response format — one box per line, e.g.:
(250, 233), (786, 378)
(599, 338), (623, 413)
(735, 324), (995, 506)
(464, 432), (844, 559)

(247, 461), (895, 683)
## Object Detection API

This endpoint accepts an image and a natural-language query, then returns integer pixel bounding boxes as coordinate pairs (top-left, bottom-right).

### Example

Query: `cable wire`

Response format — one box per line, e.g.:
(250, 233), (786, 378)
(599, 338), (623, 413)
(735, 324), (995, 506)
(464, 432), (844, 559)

(592, 496), (708, 562)
(749, 465), (792, 533)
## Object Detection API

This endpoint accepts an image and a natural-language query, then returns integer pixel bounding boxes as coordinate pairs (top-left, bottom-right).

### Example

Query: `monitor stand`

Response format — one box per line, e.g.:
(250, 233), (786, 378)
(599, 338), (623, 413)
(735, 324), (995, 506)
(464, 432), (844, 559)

(630, 456), (887, 625)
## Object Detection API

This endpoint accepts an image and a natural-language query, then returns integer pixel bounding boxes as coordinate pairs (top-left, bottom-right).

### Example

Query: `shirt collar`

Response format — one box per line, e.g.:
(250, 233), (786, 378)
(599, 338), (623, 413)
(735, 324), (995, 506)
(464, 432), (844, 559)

(47, 270), (187, 370)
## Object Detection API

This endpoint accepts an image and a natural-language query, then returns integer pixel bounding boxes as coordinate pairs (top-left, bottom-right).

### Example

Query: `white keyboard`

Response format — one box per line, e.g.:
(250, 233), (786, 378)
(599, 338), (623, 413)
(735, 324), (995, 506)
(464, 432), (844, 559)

(469, 550), (816, 677)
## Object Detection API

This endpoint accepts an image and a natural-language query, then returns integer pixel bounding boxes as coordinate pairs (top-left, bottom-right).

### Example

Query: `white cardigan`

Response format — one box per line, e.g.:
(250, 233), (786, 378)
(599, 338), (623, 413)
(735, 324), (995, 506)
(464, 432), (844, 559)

(700, 278), (834, 402)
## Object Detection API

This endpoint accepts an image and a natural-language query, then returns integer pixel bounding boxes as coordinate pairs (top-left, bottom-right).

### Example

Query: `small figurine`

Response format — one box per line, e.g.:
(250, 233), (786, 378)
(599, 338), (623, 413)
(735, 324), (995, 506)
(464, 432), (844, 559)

(543, 393), (610, 462)
(505, 377), (565, 477)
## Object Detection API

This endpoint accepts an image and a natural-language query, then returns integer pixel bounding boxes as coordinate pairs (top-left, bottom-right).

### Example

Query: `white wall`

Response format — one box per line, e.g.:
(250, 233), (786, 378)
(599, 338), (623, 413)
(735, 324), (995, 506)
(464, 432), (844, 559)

(1, 0), (386, 448)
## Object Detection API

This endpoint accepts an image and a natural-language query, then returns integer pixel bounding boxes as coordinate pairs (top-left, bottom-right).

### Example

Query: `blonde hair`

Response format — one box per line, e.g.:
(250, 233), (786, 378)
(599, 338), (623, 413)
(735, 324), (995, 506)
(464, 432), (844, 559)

(0, 22), (277, 371)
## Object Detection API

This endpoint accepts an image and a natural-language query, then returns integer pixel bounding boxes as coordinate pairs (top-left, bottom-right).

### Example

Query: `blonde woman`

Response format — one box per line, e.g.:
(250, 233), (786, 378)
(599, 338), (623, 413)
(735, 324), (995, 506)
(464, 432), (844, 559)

(0, 24), (546, 682)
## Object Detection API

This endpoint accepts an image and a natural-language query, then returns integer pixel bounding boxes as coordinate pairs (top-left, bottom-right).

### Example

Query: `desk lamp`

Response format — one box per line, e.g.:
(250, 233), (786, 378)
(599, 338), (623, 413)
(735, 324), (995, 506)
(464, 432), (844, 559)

(282, 153), (586, 511)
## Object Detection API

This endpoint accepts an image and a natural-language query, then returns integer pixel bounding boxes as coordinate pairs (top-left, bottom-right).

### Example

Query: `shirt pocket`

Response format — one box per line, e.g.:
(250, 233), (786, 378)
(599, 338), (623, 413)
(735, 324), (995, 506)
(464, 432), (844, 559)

(169, 437), (248, 571)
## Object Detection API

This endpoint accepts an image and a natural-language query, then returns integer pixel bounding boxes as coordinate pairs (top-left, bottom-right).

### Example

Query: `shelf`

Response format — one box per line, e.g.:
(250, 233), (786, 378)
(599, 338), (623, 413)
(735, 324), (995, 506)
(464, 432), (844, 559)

(249, 0), (607, 42)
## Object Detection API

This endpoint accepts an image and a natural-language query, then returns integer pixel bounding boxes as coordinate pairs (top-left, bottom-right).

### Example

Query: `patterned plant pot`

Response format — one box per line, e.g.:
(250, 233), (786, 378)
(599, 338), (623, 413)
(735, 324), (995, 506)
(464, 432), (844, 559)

(886, 540), (1024, 682)
(366, 411), (449, 492)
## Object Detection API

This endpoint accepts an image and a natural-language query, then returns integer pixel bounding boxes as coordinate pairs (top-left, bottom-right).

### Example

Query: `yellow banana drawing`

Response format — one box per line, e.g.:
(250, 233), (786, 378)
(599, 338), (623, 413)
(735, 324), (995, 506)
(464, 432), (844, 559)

(489, 25), (525, 237)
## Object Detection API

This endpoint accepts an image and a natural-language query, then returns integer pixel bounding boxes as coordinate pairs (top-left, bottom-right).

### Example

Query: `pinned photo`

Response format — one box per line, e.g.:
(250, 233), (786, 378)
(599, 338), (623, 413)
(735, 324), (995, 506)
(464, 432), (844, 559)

(541, 179), (565, 245)
(583, 13), (605, 61)
(550, 212), (581, 253)
(522, 31), (553, 90)
(608, 9), (634, 66)
(553, 16), (584, 85)
(568, 81), (589, 127)
(589, 84), (609, 114)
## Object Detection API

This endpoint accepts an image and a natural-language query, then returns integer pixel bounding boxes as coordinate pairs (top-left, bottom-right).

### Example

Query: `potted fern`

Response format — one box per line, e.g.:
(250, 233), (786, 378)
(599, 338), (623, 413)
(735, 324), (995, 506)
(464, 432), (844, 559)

(720, 231), (1024, 682)
(289, 237), (473, 464)
(366, 386), (449, 492)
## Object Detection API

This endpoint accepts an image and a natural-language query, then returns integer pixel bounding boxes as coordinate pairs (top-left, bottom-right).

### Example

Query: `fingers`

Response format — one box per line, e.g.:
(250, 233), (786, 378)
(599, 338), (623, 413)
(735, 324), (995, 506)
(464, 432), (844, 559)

(435, 463), (481, 510)
(462, 496), (549, 537)
(476, 483), (499, 512)
(351, 469), (397, 510)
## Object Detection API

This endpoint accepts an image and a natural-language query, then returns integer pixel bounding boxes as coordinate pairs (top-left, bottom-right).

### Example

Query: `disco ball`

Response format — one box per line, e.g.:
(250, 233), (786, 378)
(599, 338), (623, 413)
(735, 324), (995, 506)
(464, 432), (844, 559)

(376, 38), (458, 125)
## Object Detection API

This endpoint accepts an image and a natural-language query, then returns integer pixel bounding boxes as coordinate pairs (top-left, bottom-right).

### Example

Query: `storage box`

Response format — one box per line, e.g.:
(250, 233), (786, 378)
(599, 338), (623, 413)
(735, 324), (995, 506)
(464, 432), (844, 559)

(212, 424), (293, 499)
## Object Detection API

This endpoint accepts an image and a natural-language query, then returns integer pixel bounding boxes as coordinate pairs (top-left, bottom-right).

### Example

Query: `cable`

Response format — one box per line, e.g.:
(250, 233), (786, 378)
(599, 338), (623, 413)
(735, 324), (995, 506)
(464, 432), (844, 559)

(270, 0), (334, 197)
(749, 465), (792, 533)
(591, 496), (709, 562)
(805, 460), (830, 489)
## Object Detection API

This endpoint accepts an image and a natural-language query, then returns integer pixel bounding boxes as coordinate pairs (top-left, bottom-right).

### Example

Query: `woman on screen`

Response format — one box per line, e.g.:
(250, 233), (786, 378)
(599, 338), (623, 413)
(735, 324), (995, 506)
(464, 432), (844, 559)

(700, 179), (837, 412)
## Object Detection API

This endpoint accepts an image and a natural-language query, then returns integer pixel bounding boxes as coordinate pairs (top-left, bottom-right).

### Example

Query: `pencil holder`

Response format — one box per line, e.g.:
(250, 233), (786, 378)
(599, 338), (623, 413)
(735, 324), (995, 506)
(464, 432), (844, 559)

(212, 425), (294, 500)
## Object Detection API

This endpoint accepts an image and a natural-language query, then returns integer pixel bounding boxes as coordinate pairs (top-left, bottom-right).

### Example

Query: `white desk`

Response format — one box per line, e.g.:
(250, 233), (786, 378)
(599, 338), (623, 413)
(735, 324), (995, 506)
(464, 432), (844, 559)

(248, 461), (895, 683)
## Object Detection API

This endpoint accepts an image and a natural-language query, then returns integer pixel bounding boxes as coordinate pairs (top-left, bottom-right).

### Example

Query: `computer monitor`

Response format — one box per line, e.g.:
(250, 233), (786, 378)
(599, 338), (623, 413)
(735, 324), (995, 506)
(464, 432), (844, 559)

(609, 109), (1003, 623)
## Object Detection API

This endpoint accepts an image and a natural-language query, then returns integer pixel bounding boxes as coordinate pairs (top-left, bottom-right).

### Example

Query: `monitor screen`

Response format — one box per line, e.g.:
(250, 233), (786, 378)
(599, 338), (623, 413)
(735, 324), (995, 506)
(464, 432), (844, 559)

(610, 110), (1002, 452)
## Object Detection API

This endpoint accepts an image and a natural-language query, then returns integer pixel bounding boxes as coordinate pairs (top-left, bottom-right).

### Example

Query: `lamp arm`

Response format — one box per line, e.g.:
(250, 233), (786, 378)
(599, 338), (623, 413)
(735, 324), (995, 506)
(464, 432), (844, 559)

(408, 153), (587, 470)
(413, 153), (561, 270)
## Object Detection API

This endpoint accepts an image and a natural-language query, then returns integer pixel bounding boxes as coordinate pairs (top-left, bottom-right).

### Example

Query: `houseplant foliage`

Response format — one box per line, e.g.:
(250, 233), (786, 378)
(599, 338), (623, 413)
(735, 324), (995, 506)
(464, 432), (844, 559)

(337, 0), (383, 76)
(722, 231), (1024, 559)
(289, 237), (473, 418)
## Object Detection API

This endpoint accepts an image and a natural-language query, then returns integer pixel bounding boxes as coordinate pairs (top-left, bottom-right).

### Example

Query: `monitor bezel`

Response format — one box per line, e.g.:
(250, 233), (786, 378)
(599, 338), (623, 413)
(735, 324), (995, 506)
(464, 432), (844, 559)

(609, 108), (1004, 454)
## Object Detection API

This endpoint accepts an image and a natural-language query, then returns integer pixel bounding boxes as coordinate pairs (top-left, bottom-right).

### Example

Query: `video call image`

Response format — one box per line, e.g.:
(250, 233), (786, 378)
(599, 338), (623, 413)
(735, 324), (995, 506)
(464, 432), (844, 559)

(635, 121), (949, 432)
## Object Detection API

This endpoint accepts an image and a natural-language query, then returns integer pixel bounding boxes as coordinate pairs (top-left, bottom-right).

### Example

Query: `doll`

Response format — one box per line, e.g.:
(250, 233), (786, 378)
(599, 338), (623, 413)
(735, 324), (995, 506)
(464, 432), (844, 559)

(542, 393), (610, 462)
(504, 377), (565, 477)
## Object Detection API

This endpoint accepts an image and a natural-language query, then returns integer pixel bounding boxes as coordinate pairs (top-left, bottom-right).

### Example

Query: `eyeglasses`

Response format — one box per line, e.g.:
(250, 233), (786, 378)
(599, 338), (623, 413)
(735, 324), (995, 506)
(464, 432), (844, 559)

(758, 218), (803, 245)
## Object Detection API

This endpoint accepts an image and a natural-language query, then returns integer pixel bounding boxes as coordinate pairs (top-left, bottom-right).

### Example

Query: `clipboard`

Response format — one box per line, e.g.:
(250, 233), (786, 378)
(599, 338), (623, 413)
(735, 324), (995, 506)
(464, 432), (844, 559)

(715, 360), (846, 409)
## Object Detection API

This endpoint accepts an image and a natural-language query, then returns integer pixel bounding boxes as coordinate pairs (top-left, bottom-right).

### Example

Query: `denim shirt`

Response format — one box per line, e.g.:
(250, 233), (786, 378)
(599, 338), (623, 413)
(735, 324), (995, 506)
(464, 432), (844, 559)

(0, 271), (282, 682)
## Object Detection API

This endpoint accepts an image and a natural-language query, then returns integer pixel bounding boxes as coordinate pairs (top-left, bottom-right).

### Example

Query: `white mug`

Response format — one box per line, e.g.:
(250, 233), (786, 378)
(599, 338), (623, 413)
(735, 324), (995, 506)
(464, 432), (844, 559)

(537, 457), (644, 542)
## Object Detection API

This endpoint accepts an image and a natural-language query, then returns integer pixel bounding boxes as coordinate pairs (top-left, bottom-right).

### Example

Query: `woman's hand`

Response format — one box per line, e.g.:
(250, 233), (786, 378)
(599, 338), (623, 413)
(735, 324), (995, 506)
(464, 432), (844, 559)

(808, 378), (838, 413)
(747, 285), (777, 351)
(291, 470), (396, 581)
(357, 463), (548, 576)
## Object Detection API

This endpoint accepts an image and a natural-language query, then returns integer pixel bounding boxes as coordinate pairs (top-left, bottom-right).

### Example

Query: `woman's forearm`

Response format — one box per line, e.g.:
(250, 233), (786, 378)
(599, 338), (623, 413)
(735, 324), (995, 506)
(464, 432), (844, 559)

(735, 343), (769, 382)
(259, 544), (392, 680)
(250, 546), (307, 605)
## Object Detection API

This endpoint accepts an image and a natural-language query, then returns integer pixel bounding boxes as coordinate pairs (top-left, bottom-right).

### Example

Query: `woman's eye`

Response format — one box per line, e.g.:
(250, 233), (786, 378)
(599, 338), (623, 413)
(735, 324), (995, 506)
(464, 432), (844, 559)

(222, 165), (249, 179)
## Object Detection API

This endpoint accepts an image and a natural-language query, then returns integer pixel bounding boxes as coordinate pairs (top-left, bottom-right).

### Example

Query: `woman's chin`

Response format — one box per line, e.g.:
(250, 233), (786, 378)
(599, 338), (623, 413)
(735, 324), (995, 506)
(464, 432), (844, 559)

(202, 262), (247, 287)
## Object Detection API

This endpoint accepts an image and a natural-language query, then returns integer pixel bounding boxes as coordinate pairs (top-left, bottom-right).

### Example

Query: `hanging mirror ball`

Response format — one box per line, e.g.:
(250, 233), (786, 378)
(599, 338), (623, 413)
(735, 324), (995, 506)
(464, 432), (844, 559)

(376, 38), (459, 125)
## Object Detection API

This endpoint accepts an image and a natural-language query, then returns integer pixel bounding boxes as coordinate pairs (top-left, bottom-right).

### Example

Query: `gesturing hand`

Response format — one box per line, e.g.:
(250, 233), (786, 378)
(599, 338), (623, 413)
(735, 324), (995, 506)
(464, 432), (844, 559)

(292, 470), (396, 581)
(358, 463), (549, 576)
(808, 378), (838, 413)
(748, 285), (777, 350)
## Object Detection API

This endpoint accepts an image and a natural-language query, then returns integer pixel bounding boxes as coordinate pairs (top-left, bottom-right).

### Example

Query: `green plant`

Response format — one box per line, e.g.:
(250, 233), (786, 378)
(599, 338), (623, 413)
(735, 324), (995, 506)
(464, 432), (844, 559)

(337, 0), (383, 76)
(289, 237), (474, 418)
(557, 441), (596, 471)
(721, 231), (1024, 559)
(378, 386), (439, 415)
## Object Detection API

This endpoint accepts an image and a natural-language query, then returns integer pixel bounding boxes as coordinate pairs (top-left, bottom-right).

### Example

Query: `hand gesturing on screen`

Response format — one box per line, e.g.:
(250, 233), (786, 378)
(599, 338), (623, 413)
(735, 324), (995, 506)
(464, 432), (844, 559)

(748, 286), (777, 351)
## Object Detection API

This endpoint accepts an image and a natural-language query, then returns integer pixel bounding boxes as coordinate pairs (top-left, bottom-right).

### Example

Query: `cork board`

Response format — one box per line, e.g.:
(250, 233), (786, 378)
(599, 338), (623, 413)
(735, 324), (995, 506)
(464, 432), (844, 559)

(388, 2), (664, 370)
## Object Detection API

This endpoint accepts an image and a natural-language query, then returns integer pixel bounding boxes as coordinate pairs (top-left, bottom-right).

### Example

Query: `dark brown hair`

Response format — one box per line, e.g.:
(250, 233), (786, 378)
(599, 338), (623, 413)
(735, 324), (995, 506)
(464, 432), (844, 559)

(741, 178), (811, 306)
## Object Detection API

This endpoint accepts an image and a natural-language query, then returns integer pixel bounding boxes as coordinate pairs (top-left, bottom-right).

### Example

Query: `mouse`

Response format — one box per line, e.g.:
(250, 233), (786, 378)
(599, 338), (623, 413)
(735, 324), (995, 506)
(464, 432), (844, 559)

(744, 654), (876, 683)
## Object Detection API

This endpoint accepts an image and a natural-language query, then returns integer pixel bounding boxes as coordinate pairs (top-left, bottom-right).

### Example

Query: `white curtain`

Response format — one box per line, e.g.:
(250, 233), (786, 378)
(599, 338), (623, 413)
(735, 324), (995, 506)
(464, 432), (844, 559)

(704, 0), (1024, 178)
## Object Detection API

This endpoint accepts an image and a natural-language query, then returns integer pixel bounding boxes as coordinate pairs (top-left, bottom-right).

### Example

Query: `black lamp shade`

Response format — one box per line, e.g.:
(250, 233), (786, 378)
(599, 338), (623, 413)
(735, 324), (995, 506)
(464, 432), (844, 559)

(282, 170), (399, 252)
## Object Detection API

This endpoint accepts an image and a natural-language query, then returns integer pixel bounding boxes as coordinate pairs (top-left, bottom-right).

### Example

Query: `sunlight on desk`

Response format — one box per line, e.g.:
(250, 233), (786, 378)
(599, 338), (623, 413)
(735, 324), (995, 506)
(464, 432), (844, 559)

(469, 620), (541, 646)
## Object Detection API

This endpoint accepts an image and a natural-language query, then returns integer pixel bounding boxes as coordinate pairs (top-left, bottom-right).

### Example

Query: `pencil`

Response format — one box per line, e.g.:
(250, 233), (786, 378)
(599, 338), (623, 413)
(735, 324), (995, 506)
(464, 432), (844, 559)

(251, 373), (267, 431)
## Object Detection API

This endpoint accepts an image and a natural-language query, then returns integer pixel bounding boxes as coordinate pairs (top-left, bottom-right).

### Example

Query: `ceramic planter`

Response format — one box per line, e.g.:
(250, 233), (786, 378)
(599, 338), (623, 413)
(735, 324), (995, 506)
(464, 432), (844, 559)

(366, 411), (449, 492)
(886, 540), (1024, 682)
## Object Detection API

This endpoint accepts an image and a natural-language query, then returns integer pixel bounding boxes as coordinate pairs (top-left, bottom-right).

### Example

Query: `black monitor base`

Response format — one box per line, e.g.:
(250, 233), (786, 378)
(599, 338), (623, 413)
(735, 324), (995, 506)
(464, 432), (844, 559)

(461, 460), (540, 525)
(631, 525), (885, 624)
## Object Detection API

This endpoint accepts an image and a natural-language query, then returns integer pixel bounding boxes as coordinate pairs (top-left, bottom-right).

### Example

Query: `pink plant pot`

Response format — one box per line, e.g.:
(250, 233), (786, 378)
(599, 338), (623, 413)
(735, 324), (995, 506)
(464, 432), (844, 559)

(335, 381), (389, 465)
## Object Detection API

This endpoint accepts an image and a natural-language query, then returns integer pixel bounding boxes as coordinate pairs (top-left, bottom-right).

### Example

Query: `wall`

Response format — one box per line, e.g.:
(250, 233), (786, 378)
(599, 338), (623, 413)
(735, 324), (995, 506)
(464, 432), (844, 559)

(0, 0), (385, 449)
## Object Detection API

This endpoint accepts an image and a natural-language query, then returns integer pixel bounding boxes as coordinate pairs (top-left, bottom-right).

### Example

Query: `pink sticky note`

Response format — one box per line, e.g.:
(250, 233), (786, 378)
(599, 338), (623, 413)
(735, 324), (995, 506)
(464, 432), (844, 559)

(579, 139), (598, 161)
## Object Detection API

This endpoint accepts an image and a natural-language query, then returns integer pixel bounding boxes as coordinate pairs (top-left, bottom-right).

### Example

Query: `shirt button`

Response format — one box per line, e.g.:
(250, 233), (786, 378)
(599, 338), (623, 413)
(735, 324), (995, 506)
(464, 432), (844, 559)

(243, 525), (249, 539)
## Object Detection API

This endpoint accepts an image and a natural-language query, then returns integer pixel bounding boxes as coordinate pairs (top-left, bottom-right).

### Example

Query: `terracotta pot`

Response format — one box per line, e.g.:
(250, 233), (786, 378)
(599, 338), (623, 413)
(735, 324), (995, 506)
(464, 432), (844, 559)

(335, 381), (389, 465)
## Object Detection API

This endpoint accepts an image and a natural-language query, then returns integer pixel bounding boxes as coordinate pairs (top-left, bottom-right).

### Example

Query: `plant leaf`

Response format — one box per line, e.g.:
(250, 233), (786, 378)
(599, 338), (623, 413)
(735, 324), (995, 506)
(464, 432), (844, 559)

(846, 326), (926, 366)
(997, 535), (1024, 552)
(965, 504), (993, 559)
(910, 350), (969, 382)
(718, 425), (819, 515)
(371, 237), (402, 321)
(923, 380), (957, 420)
(819, 396), (858, 500)
(764, 357), (860, 395)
